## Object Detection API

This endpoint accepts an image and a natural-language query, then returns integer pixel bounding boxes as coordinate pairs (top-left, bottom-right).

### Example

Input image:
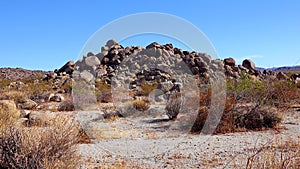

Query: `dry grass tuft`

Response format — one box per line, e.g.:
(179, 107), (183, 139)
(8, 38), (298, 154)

(131, 99), (150, 112)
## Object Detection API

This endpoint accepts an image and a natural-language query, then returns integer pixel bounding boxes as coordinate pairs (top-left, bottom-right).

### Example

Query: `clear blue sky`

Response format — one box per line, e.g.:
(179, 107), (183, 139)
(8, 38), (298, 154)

(0, 0), (299, 70)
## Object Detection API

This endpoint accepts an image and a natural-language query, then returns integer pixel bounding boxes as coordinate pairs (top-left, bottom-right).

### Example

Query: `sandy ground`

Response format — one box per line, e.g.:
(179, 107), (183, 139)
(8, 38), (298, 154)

(77, 105), (300, 169)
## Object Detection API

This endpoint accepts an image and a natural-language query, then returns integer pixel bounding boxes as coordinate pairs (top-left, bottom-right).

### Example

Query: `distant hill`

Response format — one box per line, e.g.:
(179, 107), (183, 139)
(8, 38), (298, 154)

(0, 68), (49, 81)
(256, 65), (300, 74)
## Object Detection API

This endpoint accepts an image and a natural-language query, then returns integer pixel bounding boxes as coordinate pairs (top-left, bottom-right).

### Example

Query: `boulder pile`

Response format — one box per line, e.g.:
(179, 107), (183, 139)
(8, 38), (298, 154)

(50, 40), (298, 93)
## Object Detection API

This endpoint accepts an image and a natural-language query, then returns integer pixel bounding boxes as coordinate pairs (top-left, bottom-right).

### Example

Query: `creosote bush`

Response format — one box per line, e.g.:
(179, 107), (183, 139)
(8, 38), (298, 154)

(227, 75), (300, 108)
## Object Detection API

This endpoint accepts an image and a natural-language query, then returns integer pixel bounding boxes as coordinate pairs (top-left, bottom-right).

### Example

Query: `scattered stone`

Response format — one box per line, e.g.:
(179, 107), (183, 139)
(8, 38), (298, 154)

(28, 111), (56, 126)
(9, 81), (26, 88)
(20, 109), (30, 118)
(106, 39), (118, 48)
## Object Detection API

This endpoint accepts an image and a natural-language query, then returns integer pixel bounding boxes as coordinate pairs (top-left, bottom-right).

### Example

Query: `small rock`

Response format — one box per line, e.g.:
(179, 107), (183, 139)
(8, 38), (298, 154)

(106, 39), (118, 48)
(224, 57), (236, 67)
(20, 109), (30, 118)
(28, 111), (56, 126)
(17, 99), (37, 110)
(276, 72), (289, 80)
(49, 94), (65, 102)
(85, 55), (101, 67)
(57, 100), (75, 111)
(80, 70), (94, 82)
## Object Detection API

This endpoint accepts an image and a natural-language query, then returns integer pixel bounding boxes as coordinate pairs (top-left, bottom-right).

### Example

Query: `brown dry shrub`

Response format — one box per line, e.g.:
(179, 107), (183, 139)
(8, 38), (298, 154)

(190, 106), (208, 133)
(191, 97), (236, 134)
(131, 99), (150, 112)
(139, 82), (158, 96)
(0, 100), (20, 130)
(265, 80), (300, 107)
(0, 115), (82, 169)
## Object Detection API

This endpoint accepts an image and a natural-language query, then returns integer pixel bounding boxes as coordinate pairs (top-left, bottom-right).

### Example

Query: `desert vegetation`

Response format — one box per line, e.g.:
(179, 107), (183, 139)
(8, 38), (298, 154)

(0, 40), (300, 168)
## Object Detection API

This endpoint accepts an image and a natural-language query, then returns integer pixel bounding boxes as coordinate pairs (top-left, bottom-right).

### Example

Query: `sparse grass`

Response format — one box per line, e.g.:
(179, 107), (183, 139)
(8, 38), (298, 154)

(0, 91), (28, 104)
(0, 76), (55, 103)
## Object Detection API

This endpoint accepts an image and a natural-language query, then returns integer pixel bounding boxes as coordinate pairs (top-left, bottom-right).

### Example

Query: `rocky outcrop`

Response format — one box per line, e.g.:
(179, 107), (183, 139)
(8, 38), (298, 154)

(55, 61), (75, 76)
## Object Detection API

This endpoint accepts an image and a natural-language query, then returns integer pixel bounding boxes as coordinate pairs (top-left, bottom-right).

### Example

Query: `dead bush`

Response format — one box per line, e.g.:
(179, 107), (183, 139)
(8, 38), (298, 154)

(0, 115), (82, 169)
(245, 139), (300, 169)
